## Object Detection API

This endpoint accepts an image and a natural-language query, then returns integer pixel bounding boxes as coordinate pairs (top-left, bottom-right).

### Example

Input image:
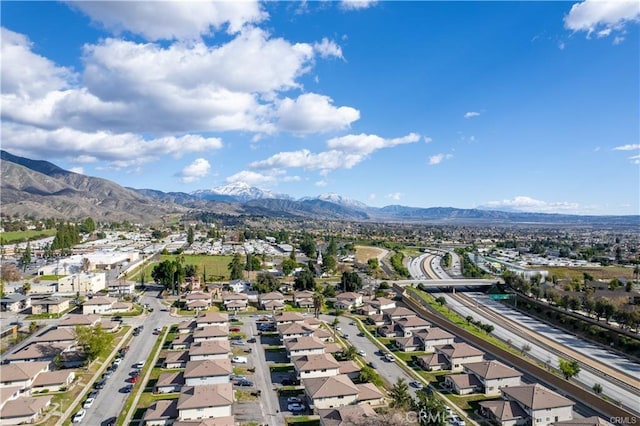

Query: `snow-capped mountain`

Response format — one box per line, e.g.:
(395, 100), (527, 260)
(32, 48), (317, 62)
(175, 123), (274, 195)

(314, 192), (369, 210)
(192, 182), (290, 202)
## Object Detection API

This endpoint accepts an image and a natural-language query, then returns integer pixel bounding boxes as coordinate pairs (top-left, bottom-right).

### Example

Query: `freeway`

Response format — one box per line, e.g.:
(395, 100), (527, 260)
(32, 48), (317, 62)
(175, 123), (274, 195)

(414, 250), (640, 416)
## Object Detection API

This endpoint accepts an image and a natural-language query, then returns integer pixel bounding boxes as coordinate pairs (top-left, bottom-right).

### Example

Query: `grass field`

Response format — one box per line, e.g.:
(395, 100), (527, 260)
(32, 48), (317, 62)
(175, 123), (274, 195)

(355, 245), (386, 263)
(543, 265), (635, 281)
(132, 254), (234, 282)
(0, 229), (57, 244)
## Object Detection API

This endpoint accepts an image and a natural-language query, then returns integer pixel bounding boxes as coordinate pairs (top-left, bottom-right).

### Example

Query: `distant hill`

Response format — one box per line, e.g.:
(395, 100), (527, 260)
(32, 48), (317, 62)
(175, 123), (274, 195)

(2, 150), (638, 227)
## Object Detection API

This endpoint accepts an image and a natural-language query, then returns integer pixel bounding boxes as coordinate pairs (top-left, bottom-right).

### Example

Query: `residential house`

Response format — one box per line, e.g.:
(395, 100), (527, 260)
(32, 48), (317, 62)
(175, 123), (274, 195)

(107, 281), (136, 297)
(365, 314), (386, 326)
(293, 353), (340, 379)
(164, 351), (190, 369)
(293, 291), (315, 308)
(259, 291), (285, 310)
(185, 292), (213, 311)
(33, 327), (76, 345)
(0, 362), (50, 390)
(0, 294), (30, 313)
(193, 326), (229, 343)
(356, 305), (378, 316)
(278, 322), (315, 341)
(173, 417), (235, 426)
(177, 319), (198, 334)
(143, 399), (178, 425)
(57, 314), (100, 328)
(480, 384), (575, 426)
(285, 336), (326, 358)
(303, 374), (359, 409)
(177, 384), (234, 421)
(444, 373), (483, 395)
(462, 360), (522, 396)
(172, 334), (195, 350)
(312, 328), (333, 342)
(30, 370), (75, 393)
(318, 405), (378, 426)
(334, 292), (363, 310)
(196, 312), (229, 328)
(226, 280), (251, 293)
(394, 335), (424, 352)
(355, 382), (386, 406)
(4, 342), (70, 364)
(221, 292), (248, 312)
(395, 316), (431, 336)
(382, 306), (416, 322)
(413, 327), (455, 353)
(338, 361), (361, 381)
(183, 359), (232, 386)
(0, 395), (52, 425)
(30, 297), (70, 315)
(155, 372), (185, 394)
(273, 311), (305, 325)
(436, 342), (485, 371)
(188, 341), (231, 361)
(416, 353), (449, 371)
(82, 296), (117, 315)
(367, 297), (395, 312)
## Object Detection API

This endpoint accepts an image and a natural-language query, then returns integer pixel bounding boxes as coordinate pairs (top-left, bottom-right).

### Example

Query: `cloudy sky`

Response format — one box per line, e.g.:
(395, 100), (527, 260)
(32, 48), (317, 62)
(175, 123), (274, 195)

(2, 0), (638, 215)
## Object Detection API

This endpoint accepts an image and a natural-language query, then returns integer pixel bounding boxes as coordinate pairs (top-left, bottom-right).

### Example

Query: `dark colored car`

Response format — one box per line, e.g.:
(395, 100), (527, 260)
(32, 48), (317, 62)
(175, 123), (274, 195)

(237, 379), (254, 387)
(102, 417), (117, 426)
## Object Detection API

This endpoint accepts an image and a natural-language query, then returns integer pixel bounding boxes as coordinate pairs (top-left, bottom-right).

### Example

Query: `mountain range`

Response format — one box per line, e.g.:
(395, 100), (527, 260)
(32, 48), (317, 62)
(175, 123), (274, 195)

(1, 150), (638, 227)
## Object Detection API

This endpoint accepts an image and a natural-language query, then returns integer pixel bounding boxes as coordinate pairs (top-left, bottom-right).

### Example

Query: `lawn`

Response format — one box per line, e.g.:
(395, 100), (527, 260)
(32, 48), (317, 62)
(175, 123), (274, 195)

(0, 228), (57, 244)
(544, 265), (635, 281)
(131, 254), (234, 282)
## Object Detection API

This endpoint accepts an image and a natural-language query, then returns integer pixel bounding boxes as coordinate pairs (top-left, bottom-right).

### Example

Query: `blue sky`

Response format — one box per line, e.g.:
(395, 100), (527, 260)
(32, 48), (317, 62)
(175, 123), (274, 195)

(1, 0), (639, 215)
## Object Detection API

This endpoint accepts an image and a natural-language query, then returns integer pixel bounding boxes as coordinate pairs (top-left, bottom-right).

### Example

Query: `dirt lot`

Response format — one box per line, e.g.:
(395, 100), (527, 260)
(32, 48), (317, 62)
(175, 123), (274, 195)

(355, 245), (387, 263)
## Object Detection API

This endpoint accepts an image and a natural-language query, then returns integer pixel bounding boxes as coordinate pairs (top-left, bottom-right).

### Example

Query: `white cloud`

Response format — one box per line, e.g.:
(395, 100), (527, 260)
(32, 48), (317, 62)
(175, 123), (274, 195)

(629, 154), (640, 164)
(481, 196), (581, 213)
(276, 93), (360, 134)
(564, 0), (640, 39)
(613, 143), (640, 150)
(387, 192), (403, 201)
(225, 169), (299, 187)
(313, 38), (343, 59)
(178, 158), (211, 183)
(464, 111), (480, 118)
(67, 1), (267, 41)
(251, 132), (420, 174)
(368, 193), (377, 200)
(340, 0), (377, 10)
(315, 180), (328, 187)
(428, 153), (453, 165)
(1, 122), (222, 170)
(1, 28), (76, 98)
(69, 167), (84, 175)
(424, 136), (433, 144)
(613, 35), (625, 44)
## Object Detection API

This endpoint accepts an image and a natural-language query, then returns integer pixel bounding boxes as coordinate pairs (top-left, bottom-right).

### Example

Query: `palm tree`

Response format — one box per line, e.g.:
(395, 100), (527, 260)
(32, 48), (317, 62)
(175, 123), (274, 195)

(312, 291), (325, 318)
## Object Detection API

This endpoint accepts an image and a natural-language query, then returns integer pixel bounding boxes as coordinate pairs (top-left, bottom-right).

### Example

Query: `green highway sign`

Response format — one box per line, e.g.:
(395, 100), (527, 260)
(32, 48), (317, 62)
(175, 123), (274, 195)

(489, 294), (512, 300)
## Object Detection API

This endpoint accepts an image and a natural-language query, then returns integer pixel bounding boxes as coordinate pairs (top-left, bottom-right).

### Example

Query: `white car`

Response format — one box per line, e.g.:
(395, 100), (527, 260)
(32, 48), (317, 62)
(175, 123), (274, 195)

(72, 409), (86, 423)
(82, 397), (95, 409)
(231, 356), (248, 364)
(287, 396), (302, 403)
(357, 350), (366, 356)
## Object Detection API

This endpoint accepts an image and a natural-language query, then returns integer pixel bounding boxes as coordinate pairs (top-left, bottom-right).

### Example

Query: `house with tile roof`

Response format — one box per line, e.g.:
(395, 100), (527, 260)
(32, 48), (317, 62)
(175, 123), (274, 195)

(193, 326), (229, 343)
(0, 395), (52, 425)
(435, 342), (484, 371)
(188, 341), (231, 361)
(155, 372), (185, 394)
(30, 370), (75, 393)
(480, 384), (575, 426)
(303, 374), (360, 409)
(463, 360), (522, 396)
(284, 336), (326, 358)
(177, 384), (234, 421)
(293, 353), (341, 379)
(355, 382), (386, 406)
(318, 405), (378, 426)
(143, 399), (178, 425)
(183, 359), (232, 386)
(164, 351), (190, 369)
(195, 312), (229, 328)
(0, 362), (50, 390)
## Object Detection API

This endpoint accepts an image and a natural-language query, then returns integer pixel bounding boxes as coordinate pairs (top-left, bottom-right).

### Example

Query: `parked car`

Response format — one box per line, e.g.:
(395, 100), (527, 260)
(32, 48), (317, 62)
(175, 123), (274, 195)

(112, 358), (122, 366)
(281, 378), (300, 386)
(287, 396), (302, 403)
(128, 376), (139, 383)
(88, 390), (99, 399)
(288, 403), (305, 412)
(368, 361), (377, 369)
(94, 379), (106, 389)
(410, 381), (424, 389)
(357, 350), (366, 356)
(122, 384), (133, 393)
(133, 361), (145, 369)
(230, 327), (241, 332)
(72, 409), (86, 423)
(82, 397), (95, 409)
(101, 417), (116, 426)
(231, 340), (246, 346)
(247, 337), (256, 343)
(237, 379), (254, 387)
(231, 356), (248, 364)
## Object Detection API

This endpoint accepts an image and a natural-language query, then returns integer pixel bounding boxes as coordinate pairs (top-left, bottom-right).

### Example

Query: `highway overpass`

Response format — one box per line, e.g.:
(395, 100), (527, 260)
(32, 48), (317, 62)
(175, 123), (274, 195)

(392, 278), (499, 287)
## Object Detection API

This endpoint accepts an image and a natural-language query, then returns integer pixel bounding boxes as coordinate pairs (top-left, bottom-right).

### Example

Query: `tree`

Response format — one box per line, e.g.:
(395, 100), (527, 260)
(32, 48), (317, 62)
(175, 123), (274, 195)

(342, 345), (358, 361)
(322, 254), (337, 274)
(299, 234), (317, 259)
(340, 271), (362, 292)
(185, 264), (198, 278)
(481, 323), (494, 334)
(18, 242), (32, 272)
(255, 272), (279, 293)
(322, 284), (336, 297)
(281, 257), (297, 276)
(21, 281), (31, 295)
(358, 365), (383, 386)
(245, 254), (262, 271)
(521, 343), (532, 356)
(29, 321), (38, 334)
(435, 296), (446, 307)
(413, 389), (448, 426)
(187, 226), (195, 246)
(312, 291), (325, 318)
(367, 258), (380, 272)
(389, 377), (413, 410)
(76, 324), (114, 363)
(592, 383), (603, 394)
(294, 267), (316, 291)
(228, 254), (245, 280)
(558, 358), (580, 380)
(1, 263), (21, 282)
(465, 315), (473, 325)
